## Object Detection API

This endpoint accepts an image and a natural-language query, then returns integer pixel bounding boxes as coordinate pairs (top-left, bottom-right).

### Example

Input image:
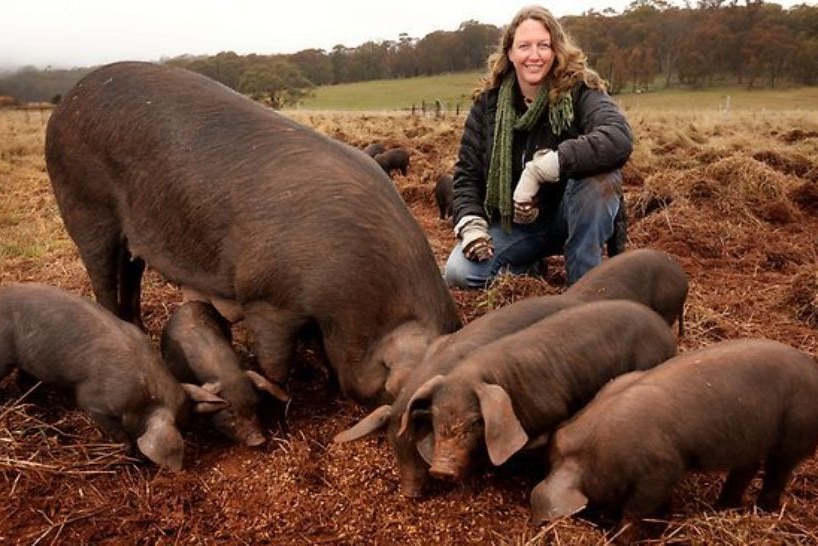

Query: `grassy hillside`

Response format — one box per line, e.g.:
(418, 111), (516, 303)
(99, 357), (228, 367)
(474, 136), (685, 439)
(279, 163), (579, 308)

(297, 72), (818, 112)
(299, 71), (481, 111)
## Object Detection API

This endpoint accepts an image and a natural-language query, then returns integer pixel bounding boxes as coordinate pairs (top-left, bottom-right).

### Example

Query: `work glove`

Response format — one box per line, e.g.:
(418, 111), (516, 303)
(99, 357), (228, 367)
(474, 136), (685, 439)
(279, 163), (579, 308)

(455, 215), (493, 262)
(513, 149), (560, 224)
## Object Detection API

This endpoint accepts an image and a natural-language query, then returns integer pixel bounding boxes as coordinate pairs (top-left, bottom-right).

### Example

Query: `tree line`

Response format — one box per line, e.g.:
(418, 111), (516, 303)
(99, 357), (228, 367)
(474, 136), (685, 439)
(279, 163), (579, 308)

(2, 1), (816, 107)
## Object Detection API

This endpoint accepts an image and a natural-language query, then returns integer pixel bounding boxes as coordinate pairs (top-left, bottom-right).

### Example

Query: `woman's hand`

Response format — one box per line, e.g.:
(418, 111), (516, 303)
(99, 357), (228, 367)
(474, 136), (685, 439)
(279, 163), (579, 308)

(513, 149), (559, 224)
(513, 200), (539, 224)
(457, 215), (494, 262)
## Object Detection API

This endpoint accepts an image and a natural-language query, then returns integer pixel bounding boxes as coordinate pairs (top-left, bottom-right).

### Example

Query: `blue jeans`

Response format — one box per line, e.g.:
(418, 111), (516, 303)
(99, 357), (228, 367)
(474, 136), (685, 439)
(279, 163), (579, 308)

(444, 171), (622, 288)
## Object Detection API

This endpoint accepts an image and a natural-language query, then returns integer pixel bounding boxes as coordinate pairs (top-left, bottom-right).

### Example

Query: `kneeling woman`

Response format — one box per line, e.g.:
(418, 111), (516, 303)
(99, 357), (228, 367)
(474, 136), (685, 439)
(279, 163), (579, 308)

(445, 5), (632, 288)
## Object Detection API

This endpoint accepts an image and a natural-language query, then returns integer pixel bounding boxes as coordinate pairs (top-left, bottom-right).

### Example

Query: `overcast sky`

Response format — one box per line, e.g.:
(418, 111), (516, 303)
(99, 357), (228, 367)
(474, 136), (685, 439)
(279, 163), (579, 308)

(1, 0), (808, 71)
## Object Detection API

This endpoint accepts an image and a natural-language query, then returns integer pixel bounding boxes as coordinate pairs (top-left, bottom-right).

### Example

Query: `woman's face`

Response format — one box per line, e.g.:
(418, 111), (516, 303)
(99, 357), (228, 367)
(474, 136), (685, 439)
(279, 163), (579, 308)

(508, 18), (555, 93)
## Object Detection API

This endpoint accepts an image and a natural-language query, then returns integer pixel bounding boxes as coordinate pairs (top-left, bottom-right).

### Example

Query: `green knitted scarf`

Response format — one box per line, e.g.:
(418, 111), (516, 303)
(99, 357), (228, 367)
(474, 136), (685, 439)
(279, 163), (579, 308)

(484, 72), (574, 230)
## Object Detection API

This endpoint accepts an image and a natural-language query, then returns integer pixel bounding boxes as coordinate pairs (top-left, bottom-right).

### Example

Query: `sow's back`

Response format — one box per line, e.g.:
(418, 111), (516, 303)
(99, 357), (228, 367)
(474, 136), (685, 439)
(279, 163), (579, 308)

(45, 61), (461, 404)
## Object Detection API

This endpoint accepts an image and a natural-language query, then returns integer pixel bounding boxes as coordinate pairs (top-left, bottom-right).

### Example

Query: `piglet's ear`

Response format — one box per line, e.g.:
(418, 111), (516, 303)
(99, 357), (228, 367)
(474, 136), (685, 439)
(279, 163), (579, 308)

(245, 369), (290, 402)
(182, 383), (230, 414)
(416, 431), (434, 464)
(397, 374), (445, 438)
(529, 470), (588, 523)
(137, 413), (185, 472)
(475, 382), (528, 466)
(333, 405), (392, 443)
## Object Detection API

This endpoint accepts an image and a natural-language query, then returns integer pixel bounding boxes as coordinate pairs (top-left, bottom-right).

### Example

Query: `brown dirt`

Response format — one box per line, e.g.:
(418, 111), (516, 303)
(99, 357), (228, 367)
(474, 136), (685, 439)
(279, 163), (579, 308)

(2, 108), (818, 544)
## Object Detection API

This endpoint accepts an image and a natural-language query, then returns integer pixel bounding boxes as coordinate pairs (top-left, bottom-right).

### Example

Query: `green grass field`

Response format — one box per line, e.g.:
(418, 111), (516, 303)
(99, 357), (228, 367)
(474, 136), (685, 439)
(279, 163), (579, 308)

(297, 72), (818, 112)
(299, 71), (481, 111)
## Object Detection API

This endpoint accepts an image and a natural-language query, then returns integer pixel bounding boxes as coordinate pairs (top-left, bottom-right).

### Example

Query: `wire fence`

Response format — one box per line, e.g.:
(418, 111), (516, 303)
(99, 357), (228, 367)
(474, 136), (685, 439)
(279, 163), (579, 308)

(408, 98), (467, 117)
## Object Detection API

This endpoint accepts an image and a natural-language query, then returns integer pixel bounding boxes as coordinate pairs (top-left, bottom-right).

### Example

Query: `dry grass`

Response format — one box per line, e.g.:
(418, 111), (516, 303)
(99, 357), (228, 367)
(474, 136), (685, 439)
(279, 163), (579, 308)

(1, 105), (818, 544)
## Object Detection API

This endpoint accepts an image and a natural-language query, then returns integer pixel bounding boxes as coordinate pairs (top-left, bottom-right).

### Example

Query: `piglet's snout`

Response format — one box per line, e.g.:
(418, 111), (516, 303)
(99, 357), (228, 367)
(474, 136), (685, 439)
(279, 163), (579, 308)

(429, 459), (462, 481)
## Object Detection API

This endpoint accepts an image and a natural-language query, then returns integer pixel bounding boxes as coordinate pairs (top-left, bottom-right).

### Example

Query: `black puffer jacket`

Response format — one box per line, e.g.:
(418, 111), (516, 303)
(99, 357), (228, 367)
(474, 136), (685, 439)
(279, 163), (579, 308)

(451, 81), (633, 227)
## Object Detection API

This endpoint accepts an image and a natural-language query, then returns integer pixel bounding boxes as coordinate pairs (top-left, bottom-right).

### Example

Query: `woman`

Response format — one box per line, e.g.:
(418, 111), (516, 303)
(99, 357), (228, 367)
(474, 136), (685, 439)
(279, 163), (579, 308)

(444, 5), (632, 288)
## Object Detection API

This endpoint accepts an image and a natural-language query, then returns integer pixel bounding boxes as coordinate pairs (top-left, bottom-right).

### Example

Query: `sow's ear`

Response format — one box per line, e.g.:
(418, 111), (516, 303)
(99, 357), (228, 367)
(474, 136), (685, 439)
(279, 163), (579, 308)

(397, 374), (446, 438)
(182, 383), (230, 414)
(474, 382), (528, 466)
(137, 412), (185, 471)
(529, 471), (588, 523)
(333, 405), (392, 443)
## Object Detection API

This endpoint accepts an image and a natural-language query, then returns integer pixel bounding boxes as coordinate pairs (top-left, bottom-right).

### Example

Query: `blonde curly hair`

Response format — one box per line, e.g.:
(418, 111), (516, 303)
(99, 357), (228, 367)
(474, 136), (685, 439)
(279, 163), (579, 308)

(474, 5), (607, 102)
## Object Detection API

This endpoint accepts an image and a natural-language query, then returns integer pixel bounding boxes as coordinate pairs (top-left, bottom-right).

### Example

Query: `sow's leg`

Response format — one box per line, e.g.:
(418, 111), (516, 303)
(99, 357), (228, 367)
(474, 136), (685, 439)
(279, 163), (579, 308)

(0, 317), (16, 377)
(49, 169), (129, 320)
(716, 464), (759, 508)
(242, 302), (309, 388)
(117, 245), (146, 328)
(68, 214), (125, 317)
(757, 454), (801, 511)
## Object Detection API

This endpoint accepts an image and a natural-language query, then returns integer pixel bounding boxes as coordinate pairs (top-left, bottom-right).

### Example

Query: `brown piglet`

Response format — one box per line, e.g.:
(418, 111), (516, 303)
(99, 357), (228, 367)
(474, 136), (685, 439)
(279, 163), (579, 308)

(161, 301), (289, 446)
(532, 338), (818, 540)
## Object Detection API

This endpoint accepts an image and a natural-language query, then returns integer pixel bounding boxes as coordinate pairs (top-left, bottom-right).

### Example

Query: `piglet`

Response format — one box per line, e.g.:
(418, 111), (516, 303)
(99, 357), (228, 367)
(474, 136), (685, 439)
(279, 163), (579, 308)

(0, 282), (228, 471)
(568, 247), (688, 335)
(434, 174), (454, 220)
(161, 301), (288, 446)
(363, 142), (385, 157)
(531, 338), (818, 538)
(374, 147), (411, 177)
(400, 299), (677, 485)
